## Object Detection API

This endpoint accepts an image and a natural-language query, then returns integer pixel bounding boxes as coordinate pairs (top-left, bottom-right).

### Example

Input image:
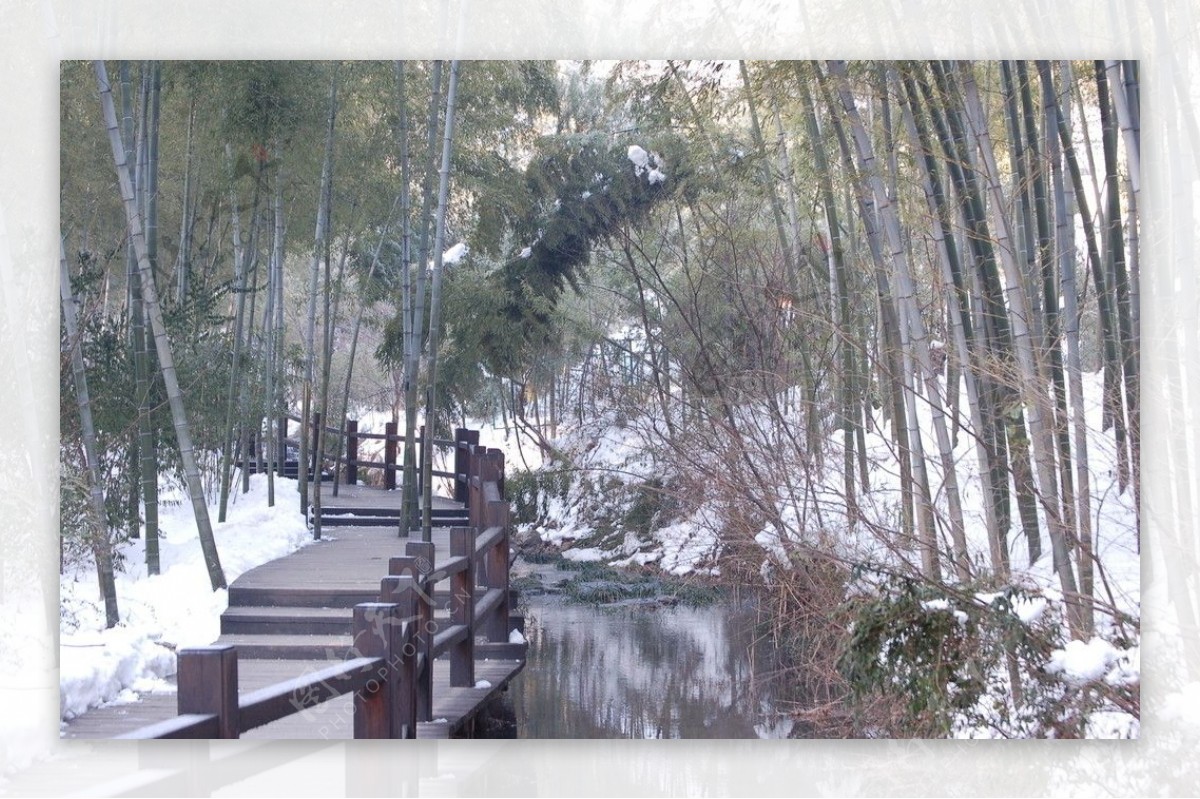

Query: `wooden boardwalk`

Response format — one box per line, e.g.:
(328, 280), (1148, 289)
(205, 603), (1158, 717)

(62, 486), (525, 740)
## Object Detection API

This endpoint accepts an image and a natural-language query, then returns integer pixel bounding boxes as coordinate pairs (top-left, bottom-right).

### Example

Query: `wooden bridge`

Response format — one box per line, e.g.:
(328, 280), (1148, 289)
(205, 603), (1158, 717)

(61, 424), (526, 740)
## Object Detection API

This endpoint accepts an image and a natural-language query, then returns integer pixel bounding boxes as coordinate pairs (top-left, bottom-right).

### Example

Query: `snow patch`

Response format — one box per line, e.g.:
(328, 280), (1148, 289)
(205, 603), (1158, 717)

(443, 242), (469, 264)
(1045, 637), (1129, 685)
(627, 144), (667, 184)
(59, 474), (311, 722)
(562, 547), (605, 563)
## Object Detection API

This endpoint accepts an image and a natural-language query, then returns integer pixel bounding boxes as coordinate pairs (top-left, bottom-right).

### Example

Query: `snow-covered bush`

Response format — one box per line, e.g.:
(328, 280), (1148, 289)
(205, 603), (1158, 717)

(837, 570), (1139, 738)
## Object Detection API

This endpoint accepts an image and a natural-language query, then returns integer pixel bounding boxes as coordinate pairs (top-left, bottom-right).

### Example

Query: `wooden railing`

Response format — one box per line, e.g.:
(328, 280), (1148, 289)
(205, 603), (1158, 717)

(117, 457), (518, 740)
(116, 598), (421, 739)
(280, 414), (475, 499)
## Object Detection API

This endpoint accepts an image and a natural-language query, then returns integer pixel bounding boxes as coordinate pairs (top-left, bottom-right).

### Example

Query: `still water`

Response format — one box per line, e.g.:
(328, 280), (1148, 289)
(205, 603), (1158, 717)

(508, 594), (799, 739)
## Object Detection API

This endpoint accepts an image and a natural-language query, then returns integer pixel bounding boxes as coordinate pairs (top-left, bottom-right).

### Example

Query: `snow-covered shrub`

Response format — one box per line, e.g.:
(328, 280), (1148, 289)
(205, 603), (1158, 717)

(508, 467), (570, 528)
(839, 573), (1044, 736)
(837, 569), (1138, 738)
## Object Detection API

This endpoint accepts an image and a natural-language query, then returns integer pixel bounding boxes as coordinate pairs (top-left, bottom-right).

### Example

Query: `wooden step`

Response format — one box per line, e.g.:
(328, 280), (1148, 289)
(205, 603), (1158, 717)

(227, 585), (520, 614)
(311, 517), (470, 529)
(220, 604), (472, 636)
(213, 632), (355, 660)
(321, 506), (468, 518)
(227, 586), (381, 609)
(220, 606), (354, 635)
(312, 506), (468, 529)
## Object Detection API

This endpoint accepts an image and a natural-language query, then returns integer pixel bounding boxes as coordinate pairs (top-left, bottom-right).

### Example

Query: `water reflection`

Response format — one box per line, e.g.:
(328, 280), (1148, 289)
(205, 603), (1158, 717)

(511, 596), (797, 739)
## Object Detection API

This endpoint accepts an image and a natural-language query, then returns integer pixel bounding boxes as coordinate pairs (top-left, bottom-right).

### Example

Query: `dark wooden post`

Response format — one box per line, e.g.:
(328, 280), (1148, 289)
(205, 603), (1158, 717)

(468, 445), (488, 588)
(384, 421), (398, 490)
(310, 412), (322, 479)
(454, 428), (468, 505)
(454, 428), (480, 508)
(468, 444), (487, 532)
(177, 646), (239, 738)
(485, 499), (510, 642)
(449, 526), (475, 687)
(378, 578), (419, 738)
(404, 540), (435, 721)
(345, 419), (359, 486)
(351, 602), (405, 738)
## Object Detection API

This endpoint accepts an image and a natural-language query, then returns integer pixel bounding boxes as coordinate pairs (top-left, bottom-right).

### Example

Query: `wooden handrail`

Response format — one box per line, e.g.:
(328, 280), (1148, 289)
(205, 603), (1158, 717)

(237, 656), (383, 732)
(474, 587), (505, 623)
(475, 525), (505, 556)
(115, 713), (220, 739)
(115, 598), (419, 740)
(431, 624), (470, 659)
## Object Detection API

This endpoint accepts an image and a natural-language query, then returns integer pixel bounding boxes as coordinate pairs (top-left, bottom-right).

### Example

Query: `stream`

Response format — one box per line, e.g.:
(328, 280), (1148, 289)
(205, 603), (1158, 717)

(499, 560), (802, 739)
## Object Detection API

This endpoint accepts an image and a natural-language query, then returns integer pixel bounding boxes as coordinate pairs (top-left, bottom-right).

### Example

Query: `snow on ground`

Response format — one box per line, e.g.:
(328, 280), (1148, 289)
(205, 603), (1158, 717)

(58, 473), (311, 721)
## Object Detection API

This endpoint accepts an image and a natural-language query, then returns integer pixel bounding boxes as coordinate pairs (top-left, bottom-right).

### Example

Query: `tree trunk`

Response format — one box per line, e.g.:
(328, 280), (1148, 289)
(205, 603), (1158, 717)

(1042, 65), (1096, 633)
(93, 60), (227, 590)
(1095, 60), (1137, 495)
(218, 143), (253, 522)
(60, 243), (120, 628)
(176, 92), (196, 305)
(832, 60), (970, 581)
(797, 65), (864, 513)
(421, 60), (461, 543)
(403, 60), (442, 536)
(302, 66), (339, 531)
(958, 62), (1085, 636)
(128, 61), (161, 574)
(898, 65), (1006, 577)
(923, 63), (1031, 562)
(820, 63), (935, 578)
(262, 151), (283, 507)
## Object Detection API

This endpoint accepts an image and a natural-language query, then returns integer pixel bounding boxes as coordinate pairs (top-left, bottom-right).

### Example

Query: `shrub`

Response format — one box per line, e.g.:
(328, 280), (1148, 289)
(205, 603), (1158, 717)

(507, 467), (570, 526)
(838, 569), (1062, 737)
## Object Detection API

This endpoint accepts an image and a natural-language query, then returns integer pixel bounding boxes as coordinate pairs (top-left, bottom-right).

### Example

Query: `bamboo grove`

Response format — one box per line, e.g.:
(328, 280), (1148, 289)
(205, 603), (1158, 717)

(60, 60), (1138, 647)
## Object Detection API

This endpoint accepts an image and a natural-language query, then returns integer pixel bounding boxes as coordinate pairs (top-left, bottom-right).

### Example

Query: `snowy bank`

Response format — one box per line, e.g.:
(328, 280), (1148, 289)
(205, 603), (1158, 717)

(59, 473), (311, 721)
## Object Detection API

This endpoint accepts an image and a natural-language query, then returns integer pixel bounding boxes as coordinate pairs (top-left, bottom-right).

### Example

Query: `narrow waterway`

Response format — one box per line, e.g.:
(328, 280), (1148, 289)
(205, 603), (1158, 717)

(502, 563), (800, 739)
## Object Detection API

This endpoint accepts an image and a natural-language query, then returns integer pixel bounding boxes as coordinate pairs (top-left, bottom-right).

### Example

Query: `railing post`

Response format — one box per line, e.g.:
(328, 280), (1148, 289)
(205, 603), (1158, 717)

(310, 412), (322, 479)
(484, 499), (511, 642)
(177, 646), (239, 738)
(454, 428), (468, 505)
(470, 445), (488, 587)
(378, 579), (420, 738)
(352, 602), (407, 738)
(384, 421), (398, 490)
(468, 444), (487, 532)
(454, 428), (480, 509)
(345, 419), (359, 487)
(392, 544), (435, 723)
(449, 526), (475, 687)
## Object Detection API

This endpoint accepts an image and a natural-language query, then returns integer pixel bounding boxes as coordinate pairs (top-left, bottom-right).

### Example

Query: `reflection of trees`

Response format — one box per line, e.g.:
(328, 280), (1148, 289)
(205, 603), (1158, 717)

(512, 599), (788, 738)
